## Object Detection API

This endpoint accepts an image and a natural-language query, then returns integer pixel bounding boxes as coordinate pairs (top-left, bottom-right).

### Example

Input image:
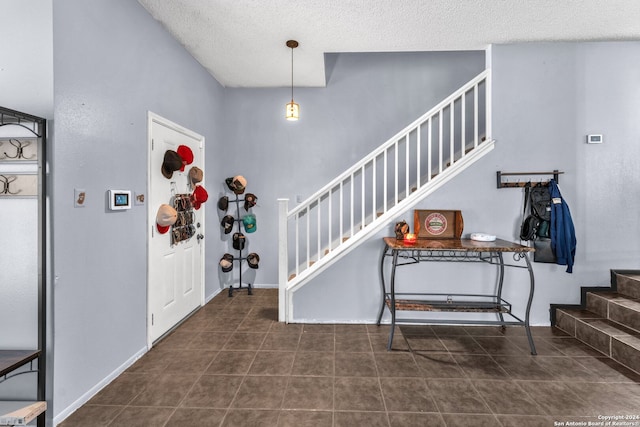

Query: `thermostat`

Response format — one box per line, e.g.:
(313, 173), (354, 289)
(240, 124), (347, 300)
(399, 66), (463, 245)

(586, 134), (603, 144)
(108, 190), (131, 210)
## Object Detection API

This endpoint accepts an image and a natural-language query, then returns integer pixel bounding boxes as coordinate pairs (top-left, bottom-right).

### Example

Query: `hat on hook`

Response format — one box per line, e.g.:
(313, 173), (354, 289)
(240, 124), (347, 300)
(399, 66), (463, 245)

(247, 252), (260, 269)
(161, 150), (183, 179)
(232, 232), (246, 250)
(221, 215), (235, 234)
(225, 175), (247, 194)
(191, 185), (208, 210)
(218, 195), (229, 211)
(244, 193), (257, 211)
(189, 166), (203, 186)
(156, 204), (177, 234)
(219, 253), (234, 272)
(177, 145), (194, 172)
(243, 213), (256, 233)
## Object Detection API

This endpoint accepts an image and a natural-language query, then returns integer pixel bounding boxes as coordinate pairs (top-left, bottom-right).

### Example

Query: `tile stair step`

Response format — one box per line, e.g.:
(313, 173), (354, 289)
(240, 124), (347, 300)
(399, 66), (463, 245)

(555, 308), (602, 337)
(615, 272), (640, 299)
(586, 291), (640, 333)
(611, 334), (640, 374)
(555, 308), (640, 374)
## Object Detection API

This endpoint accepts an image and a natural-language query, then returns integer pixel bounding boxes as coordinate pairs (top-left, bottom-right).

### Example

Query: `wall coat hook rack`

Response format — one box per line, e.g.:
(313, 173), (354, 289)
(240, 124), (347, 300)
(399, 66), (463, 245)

(0, 174), (37, 197)
(1, 139), (36, 160)
(0, 175), (20, 195)
(496, 170), (563, 188)
(0, 115), (42, 137)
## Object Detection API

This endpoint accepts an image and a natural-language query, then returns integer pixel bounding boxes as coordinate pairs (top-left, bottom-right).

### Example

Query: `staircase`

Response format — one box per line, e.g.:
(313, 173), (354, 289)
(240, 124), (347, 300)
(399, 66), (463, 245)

(553, 270), (640, 374)
(278, 70), (494, 322)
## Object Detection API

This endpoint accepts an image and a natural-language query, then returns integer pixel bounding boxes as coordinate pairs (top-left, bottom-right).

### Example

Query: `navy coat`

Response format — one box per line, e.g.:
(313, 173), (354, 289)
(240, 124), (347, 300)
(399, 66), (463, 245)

(549, 179), (576, 273)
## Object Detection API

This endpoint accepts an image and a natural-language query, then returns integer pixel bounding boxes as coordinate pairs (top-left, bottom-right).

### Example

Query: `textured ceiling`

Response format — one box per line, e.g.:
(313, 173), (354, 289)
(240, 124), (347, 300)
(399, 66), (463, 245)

(137, 0), (640, 88)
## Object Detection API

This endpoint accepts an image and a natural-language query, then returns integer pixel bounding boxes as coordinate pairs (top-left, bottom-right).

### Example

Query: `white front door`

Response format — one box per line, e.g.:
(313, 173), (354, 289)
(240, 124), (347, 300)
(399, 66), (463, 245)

(147, 112), (205, 345)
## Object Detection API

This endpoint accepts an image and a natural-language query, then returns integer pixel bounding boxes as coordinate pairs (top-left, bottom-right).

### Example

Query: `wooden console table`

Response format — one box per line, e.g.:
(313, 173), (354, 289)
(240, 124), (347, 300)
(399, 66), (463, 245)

(0, 350), (46, 426)
(376, 237), (537, 354)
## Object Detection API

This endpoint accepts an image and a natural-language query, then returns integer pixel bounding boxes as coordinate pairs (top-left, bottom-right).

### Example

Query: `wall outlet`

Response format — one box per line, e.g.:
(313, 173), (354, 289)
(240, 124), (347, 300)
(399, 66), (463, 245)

(74, 189), (86, 207)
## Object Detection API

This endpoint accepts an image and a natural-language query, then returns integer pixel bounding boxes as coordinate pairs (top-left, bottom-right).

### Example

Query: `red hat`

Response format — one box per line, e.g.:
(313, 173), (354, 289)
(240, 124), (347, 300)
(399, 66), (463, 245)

(156, 204), (177, 234)
(191, 185), (208, 210)
(176, 145), (194, 172)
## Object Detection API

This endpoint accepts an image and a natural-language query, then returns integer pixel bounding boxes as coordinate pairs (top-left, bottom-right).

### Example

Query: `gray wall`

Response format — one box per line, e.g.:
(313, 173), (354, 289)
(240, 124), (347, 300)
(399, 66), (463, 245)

(51, 0), (224, 420)
(293, 42), (640, 327)
(5, 1), (640, 423)
(0, 0), (53, 118)
(221, 51), (486, 287)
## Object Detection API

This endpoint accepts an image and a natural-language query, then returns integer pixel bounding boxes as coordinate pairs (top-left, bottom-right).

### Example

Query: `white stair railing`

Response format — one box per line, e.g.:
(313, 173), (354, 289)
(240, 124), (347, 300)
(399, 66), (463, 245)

(278, 69), (494, 322)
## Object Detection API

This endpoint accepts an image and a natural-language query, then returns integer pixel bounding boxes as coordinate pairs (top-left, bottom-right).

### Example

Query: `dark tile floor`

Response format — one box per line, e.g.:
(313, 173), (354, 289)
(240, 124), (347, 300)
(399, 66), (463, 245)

(59, 288), (640, 427)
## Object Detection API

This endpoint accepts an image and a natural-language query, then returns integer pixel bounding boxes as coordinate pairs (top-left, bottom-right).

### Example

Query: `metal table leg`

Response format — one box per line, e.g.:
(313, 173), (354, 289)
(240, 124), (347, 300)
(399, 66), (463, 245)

(523, 253), (537, 355)
(376, 244), (390, 325)
(386, 249), (399, 351)
(496, 252), (505, 326)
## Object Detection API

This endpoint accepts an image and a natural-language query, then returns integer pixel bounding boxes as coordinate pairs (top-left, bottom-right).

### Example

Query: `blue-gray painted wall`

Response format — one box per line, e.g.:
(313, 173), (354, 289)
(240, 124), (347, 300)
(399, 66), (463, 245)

(220, 51), (486, 288)
(50, 0), (225, 419)
(4, 0), (640, 424)
(293, 42), (640, 327)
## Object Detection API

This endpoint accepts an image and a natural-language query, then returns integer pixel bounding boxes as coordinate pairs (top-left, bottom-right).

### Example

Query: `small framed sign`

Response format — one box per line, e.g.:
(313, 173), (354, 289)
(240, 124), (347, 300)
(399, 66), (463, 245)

(414, 210), (464, 239)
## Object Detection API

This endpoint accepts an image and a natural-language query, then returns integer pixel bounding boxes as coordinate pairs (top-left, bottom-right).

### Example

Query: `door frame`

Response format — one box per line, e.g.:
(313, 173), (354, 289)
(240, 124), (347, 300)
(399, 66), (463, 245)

(146, 111), (205, 349)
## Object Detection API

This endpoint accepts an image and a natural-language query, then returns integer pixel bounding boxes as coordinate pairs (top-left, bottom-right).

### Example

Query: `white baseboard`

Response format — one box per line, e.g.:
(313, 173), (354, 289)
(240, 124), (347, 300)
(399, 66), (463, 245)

(53, 346), (147, 426)
(248, 283), (277, 289)
(205, 287), (223, 303)
(290, 319), (386, 324)
(205, 284), (277, 303)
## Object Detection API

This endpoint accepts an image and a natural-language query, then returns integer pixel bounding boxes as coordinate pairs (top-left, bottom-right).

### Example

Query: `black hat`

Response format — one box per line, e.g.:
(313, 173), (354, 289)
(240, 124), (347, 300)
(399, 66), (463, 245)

(247, 253), (260, 269)
(221, 215), (235, 234)
(219, 253), (233, 272)
(218, 196), (229, 211)
(232, 232), (246, 250)
(225, 175), (247, 195)
(244, 193), (257, 211)
(161, 150), (183, 179)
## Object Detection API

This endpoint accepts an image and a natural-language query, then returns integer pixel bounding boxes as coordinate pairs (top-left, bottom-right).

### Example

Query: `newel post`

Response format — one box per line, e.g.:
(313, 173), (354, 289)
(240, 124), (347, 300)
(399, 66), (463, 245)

(278, 198), (289, 322)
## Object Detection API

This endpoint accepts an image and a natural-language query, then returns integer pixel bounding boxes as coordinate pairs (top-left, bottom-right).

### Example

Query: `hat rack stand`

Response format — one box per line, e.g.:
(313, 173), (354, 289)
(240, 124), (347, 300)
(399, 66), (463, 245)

(229, 193), (252, 297)
(496, 170), (563, 188)
(219, 182), (258, 298)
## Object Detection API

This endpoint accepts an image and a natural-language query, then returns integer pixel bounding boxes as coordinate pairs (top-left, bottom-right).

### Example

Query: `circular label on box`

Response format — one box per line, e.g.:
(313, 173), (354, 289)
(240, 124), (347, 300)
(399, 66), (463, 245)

(425, 212), (447, 235)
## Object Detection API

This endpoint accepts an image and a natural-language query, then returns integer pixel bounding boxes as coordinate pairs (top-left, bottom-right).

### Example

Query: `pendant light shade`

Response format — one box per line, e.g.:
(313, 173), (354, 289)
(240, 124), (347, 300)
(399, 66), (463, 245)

(285, 40), (299, 121)
(285, 101), (299, 121)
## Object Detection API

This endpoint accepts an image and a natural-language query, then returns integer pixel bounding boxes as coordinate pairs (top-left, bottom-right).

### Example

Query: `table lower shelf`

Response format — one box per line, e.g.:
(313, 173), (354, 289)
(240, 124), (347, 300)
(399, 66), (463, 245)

(385, 293), (512, 314)
(381, 294), (536, 354)
(386, 299), (509, 313)
(0, 401), (46, 426)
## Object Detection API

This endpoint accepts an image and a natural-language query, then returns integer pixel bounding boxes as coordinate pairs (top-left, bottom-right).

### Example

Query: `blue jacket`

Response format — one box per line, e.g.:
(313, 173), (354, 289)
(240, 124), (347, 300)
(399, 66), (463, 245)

(549, 179), (576, 273)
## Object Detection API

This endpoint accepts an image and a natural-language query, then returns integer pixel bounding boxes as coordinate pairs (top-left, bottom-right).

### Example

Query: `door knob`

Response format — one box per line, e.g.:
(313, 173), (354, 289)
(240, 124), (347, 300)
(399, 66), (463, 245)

(197, 234), (204, 241)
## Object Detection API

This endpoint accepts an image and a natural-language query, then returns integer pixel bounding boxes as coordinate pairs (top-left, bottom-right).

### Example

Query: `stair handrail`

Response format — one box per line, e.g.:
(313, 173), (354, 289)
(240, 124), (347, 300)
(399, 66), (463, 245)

(287, 69), (490, 218)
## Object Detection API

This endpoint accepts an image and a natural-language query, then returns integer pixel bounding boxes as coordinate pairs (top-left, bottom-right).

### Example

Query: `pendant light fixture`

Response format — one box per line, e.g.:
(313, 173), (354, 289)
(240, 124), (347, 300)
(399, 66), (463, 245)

(285, 40), (299, 121)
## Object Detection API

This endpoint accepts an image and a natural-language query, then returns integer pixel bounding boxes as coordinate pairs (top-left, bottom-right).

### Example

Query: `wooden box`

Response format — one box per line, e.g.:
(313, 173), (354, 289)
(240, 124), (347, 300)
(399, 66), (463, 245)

(414, 210), (464, 239)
